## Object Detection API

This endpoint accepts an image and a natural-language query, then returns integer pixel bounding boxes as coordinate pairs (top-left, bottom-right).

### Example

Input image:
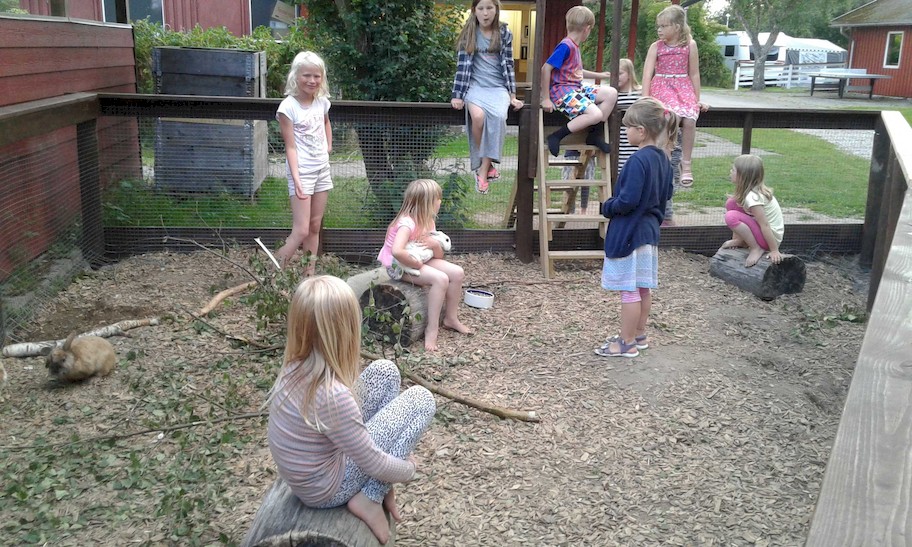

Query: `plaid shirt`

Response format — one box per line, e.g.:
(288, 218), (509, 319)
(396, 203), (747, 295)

(451, 23), (517, 100)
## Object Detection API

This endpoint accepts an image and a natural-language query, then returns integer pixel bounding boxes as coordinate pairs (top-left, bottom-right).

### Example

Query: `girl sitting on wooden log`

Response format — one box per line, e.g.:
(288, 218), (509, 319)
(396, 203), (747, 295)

(267, 276), (436, 544)
(377, 179), (472, 351)
(720, 154), (784, 267)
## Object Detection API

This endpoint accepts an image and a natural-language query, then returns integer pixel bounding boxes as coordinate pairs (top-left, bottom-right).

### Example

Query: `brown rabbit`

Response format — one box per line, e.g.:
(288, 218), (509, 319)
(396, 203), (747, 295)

(44, 332), (117, 382)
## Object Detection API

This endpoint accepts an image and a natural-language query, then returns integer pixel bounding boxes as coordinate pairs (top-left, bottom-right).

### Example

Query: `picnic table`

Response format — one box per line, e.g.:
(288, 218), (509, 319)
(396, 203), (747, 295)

(808, 70), (892, 99)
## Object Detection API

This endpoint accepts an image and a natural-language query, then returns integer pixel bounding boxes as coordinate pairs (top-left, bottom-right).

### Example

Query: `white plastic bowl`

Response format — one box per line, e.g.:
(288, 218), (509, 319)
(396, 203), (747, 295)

(464, 289), (494, 309)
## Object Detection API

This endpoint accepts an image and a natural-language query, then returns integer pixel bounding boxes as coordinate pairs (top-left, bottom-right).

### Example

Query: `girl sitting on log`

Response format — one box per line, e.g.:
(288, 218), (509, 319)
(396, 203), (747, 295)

(720, 154), (784, 267)
(377, 179), (472, 351)
(267, 276), (436, 544)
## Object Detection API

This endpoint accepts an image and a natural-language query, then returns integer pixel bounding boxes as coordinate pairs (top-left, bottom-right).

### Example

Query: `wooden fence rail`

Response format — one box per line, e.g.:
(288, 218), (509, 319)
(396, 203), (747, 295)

(806, 110), (912, 544)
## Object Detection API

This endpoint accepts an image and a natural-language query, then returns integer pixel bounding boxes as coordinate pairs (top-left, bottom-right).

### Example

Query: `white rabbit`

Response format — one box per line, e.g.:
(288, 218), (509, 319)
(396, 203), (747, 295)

(401, 231), (452, 277)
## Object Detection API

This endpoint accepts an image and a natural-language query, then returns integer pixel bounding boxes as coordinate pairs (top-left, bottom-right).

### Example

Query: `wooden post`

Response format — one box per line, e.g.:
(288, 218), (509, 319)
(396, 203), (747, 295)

(709, 248), (806, 300)
(515, 107), (534, 263)
(866, 112), (911, 310)
(741, 112), (753, 154)
(76, 119), (104, 268)
(860, 115), (889, 271)
(242, 479), (395, 547)
(627, 0), (640, 61)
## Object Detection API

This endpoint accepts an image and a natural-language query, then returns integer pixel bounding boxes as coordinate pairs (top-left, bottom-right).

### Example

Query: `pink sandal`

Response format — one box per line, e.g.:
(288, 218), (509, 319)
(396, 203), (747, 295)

(487, 166), (500, 181)
(680, 162), (694, 188)
(475, 172), (489, 194)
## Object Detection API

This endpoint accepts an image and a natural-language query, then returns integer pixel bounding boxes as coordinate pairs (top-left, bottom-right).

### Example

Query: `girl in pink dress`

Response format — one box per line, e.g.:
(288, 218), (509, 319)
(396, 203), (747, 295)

(642, 4), (707, 188)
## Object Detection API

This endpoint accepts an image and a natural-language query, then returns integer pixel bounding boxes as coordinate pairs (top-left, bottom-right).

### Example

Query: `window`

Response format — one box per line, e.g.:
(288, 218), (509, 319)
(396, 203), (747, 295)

(49, 0), (66, 16)
(884, 31), (903, 68)
(128, 0), (163, 25)
(104, 0), (128, 23)
(724, 45), (735, 57)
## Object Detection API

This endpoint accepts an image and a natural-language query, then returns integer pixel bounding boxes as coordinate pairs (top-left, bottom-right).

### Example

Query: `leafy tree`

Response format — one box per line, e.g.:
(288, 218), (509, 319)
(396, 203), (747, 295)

(299, 0), (465, 224)
(778, 0), (870, 48)
(0, 0), (27, 14)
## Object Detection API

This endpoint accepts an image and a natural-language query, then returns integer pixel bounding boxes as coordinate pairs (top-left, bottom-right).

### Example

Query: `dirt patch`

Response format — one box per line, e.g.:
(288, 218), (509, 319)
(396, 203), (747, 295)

(0, 248), (868, 545)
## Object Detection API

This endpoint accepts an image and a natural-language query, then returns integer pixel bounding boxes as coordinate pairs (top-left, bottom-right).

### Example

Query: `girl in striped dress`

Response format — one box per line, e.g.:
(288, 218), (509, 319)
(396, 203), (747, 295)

(267, 276), (436, 544)
(615, 58), (643, 174)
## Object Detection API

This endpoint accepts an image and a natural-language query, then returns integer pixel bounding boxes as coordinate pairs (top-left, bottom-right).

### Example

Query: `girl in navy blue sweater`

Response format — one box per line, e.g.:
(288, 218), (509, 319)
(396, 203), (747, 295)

(595, 97), (677, 358)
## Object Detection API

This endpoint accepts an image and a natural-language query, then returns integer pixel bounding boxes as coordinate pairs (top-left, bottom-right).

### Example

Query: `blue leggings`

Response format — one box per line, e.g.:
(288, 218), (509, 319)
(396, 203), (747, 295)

(320, 360), (436, 506)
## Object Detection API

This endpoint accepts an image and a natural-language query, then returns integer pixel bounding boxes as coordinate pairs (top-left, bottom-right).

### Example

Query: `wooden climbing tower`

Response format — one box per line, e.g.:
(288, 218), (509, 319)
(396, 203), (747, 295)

(536, 111), (611, 278)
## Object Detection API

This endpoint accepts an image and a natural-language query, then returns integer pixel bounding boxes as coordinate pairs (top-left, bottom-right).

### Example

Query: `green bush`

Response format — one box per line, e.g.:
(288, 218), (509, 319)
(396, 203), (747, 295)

(132, 19), (314, 97)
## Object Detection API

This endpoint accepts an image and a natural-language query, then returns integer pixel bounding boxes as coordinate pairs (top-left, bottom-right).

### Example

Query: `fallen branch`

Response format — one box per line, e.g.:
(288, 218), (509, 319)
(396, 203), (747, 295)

(2, 318), (160, 358)
(0, 411), (268, 451)
(198, 281), (258, 316)
(363, 351), (540, 423)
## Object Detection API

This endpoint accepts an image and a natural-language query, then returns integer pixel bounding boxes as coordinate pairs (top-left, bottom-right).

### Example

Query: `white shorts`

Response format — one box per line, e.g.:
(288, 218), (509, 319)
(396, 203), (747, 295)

(287, 165), (333, 196)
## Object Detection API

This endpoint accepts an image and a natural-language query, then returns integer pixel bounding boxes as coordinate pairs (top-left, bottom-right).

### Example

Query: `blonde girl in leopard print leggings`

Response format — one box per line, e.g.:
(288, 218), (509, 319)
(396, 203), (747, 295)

(267, 276), (436, 544)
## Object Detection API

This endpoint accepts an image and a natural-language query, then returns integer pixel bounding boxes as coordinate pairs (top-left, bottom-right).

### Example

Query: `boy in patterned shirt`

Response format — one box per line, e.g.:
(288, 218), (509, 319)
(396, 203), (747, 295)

(540, 5), (618, 157)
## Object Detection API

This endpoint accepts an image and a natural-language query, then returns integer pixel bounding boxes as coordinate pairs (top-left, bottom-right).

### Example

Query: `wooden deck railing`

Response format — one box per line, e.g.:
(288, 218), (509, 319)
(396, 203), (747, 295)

(806, 110), (912, 544)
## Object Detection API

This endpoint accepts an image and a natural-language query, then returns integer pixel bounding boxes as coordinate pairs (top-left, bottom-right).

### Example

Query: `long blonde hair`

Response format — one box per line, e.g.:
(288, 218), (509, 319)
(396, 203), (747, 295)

(456, 0), (502, 55)
(392, 179), (442, 238)
(622, 97), (680, 155)
(619, 58), (642, 92)
(284, 51), (330, 99)
(732, 154), (774, 207)
(271, 276), (362, 430)
(657, 5), (692, 47)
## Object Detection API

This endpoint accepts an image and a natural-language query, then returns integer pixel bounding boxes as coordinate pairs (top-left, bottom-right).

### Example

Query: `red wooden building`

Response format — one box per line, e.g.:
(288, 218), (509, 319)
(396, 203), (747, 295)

(0, 16), (139, 280)
(18, 0), (296, 37)
(831, 0), (912, 98)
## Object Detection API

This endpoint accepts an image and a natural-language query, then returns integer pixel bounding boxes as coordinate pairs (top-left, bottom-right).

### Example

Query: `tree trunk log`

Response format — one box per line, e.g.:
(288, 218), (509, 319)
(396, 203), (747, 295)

(242, 478), (395, 547)
(347, 268), (428, 346)
(709, 248), (806, 300)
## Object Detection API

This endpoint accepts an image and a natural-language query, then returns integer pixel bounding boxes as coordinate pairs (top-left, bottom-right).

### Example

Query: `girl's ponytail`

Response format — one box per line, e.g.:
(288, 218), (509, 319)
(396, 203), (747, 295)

(662, 109), (680, 156)
(623, 97), (680, 156)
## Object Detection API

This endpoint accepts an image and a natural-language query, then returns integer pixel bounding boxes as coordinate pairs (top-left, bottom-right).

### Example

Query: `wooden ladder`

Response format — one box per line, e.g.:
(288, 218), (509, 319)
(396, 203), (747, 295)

(537, 110), (611, 278)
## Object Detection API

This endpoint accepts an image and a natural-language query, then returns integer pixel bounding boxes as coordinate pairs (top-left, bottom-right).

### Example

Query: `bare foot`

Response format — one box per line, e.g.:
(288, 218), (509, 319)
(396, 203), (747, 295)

(383, 488), (402, 523)
(720, 239), (745, 250)
(745, 247), (765, 267)
(347, 492), (391, 544)
(442, 319), (472, 335)
(424, 328), (439, 352)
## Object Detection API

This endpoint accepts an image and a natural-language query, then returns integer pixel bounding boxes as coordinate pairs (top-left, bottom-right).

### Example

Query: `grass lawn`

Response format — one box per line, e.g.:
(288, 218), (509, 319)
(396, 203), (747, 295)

(679, 128), (870, 219)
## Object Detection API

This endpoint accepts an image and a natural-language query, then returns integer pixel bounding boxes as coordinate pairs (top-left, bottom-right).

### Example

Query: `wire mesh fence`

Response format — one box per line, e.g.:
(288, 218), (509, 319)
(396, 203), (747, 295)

(0, 96), (881, 342)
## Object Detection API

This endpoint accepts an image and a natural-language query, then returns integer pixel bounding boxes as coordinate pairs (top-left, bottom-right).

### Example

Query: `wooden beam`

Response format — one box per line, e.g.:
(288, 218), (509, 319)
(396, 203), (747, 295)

(805, 124), (912, 542)
(0, 93), (99, 149)
(628, 0), (640, 61)
(76, 119), (104, 268)
(860, 114), (889, 271)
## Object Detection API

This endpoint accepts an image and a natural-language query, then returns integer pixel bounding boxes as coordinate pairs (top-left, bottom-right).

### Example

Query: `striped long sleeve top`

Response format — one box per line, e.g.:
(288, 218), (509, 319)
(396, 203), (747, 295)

(267, 364), (416, 506)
